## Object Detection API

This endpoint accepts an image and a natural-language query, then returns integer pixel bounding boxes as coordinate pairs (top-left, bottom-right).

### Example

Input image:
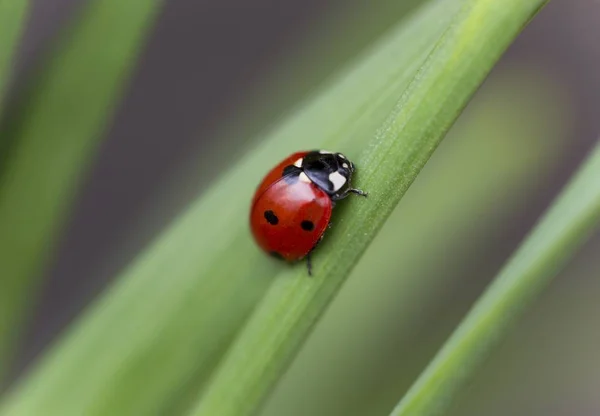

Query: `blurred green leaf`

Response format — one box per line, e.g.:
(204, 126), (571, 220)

(389, 140), (600, 416)
(190, 1), (550, 415)
(0, 0), (29, 114)
(450, 238), (600, 416)
(0, 0), (162, 377)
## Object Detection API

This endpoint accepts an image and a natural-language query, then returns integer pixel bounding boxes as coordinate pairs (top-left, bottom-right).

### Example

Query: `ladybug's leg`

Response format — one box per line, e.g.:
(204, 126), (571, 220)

(305, 233), (326, 277)
(347, 188), (368, 197)
(332, 187), (368, 201)
(306, 253), (313, 276)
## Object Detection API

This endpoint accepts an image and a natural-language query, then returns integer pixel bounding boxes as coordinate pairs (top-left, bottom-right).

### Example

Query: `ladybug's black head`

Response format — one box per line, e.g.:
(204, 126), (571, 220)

(301, 150), (355, 197)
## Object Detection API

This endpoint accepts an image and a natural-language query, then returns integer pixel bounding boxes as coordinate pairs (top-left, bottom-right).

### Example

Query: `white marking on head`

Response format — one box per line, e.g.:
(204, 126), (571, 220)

(338, 153), (347, 160)
(341, 162), (349, 169)
(299, 172), (311, 183)
(329, 171), (347, 192)
(293, 158), (303, 167)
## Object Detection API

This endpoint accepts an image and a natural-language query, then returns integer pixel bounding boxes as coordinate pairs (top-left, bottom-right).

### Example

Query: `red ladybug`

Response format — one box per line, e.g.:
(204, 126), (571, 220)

(250, 150), (367, 275)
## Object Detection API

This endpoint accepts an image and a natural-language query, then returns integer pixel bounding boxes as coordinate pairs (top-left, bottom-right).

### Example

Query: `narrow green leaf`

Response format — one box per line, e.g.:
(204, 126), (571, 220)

(389, 138), (600, 416)
(261, 70), (571, 416)
(0, 0), (162, 376)
(0, 0), (29, 113)
(0, 2), (463, 415)
(190, 1), (550, 415)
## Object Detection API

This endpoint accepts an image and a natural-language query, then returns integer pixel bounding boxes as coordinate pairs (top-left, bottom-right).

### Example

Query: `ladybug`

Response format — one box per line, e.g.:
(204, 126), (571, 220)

(250, 150), (367, 275)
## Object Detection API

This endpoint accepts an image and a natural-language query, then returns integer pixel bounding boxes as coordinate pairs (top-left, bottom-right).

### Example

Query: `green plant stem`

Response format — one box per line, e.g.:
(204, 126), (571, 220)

(0, 0), (162, 378)
(389, 138), (600, 416)
(0, 0), (29, 115)
(189, 1), (550, 415)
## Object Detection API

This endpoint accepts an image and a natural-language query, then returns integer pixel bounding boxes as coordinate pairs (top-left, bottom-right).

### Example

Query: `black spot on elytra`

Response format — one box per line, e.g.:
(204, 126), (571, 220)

(264, 210), (279, 225)
(301, 220), (314, 231)
(270, 251), (284, 260)
(282, 165), (301, 184)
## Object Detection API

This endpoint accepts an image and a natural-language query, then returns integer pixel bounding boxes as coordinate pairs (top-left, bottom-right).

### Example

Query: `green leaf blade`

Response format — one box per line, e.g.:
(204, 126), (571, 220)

(0, 2), (463, 415)
(190, 1), (550, 415)
(260, 69), (572, 416)
(389, 141), (600, 416)
(0, 0), (29, 114)
(0, 0), (162, 378)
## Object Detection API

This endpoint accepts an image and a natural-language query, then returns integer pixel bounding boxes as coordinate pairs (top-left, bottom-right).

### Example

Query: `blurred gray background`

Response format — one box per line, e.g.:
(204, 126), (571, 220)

(7, 0), (600, 404)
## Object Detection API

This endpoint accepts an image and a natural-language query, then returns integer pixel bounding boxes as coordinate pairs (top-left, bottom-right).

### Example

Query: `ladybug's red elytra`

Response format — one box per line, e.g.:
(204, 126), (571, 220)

(250, 150), (367, 275)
